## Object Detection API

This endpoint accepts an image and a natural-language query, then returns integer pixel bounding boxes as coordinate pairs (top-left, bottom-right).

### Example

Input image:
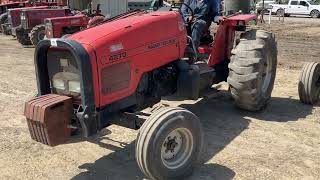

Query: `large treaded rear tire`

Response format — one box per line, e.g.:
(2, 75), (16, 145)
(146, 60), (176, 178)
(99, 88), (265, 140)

(30, 24), (46, 46)
(136, 107), (203, 180)
(227, 30), (277, 111)
(298, 62), (320, 105)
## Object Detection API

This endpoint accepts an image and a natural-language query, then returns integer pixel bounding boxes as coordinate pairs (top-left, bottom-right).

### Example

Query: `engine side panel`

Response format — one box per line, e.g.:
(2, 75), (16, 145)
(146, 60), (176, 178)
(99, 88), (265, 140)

(68, 11), (187, 108)
(94, 12), (187, 107)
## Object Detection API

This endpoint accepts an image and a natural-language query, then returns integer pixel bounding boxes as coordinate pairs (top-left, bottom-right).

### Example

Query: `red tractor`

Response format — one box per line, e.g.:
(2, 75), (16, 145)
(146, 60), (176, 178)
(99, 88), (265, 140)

(24, 4), (277, 180)
(0, 0), (59, 32)
(45, 9), (147, 39)
(2, 5), (49, 35)
(44, 4), (105, 39)
(16, 8), (72, 45)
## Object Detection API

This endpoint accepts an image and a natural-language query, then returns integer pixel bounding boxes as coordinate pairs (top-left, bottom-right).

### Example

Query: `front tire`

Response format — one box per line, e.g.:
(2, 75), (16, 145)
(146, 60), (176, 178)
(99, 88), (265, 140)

(276, 9), (284, 16)
(136, 107), (203, 180)
(30, 24), (46, 46)
(298, 62), (320, 105)
(227, 30), (278, 111)
(0, 12), (8, 23)
(310, 10), (320, 18)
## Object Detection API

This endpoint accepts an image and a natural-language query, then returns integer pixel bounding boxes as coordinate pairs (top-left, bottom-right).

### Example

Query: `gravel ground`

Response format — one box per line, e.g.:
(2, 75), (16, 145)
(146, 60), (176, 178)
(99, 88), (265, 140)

(0, 16), (319, 180)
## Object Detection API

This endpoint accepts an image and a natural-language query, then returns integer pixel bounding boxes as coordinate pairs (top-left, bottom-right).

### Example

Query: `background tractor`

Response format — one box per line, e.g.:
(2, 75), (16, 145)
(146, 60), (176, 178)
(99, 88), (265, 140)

(44, 1), (113, 39)
(2, 5), (50, 35)
(16, 8), (72, 45)
(0, 0), (60, 33)
(24, 2), (277, 180)
(45, 9), (146, 39)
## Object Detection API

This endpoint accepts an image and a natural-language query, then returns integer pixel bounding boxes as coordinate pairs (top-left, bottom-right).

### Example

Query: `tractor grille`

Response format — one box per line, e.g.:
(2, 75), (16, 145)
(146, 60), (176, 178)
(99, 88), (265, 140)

(47, 48), (81, 100)
(20, 11), (27, 29)
(24, 94), (73, 146)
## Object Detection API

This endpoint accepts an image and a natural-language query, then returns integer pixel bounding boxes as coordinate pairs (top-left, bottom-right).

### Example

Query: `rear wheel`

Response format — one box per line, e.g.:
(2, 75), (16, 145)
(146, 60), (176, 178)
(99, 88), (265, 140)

(30, 24), (46, 46)
(136, 107), (203, 180)
(310, 10), (320, 18)
(298, 62), (320, 105)
(227, 30), (277, 111)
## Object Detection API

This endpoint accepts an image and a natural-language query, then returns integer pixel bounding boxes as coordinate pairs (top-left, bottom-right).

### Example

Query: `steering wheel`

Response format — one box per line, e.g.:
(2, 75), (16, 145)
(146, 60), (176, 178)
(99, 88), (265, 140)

(179, 3), (195, 24)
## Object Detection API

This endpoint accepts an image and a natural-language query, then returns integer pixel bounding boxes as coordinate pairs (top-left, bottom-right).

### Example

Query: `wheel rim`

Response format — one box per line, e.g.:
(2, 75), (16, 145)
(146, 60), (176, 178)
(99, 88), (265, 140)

(161, 128), (194, 169)
(38, 30), (45, 42)
(262, 53), (273, 94)
(311, 11), (319, 18)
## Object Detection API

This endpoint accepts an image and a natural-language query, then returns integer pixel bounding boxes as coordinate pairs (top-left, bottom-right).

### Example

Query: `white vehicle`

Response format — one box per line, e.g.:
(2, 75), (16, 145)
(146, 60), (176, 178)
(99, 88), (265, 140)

(256, 0), (276, 11)
(271, 0), (320, 18)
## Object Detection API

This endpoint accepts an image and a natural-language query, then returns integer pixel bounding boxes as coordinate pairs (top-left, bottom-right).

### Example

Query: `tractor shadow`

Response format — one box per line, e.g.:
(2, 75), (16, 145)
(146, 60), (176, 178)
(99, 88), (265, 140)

(71, 91), (313, 180)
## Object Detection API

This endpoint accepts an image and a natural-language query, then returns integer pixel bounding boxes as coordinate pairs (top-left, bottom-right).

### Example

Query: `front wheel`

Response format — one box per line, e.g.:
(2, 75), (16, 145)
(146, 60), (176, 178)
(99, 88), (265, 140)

(227, 30), (278, 111)
(136, 107), (203, 180)
(298, 62), (320, 105)
(310, 10), (320, 18)
(30, 24), (46, 46)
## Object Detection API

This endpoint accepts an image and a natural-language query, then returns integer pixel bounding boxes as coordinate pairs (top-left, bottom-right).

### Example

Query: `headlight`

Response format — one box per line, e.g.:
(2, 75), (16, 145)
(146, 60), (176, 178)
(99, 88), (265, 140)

(53, 79), (65, 90)
(68, 81), (80, 93)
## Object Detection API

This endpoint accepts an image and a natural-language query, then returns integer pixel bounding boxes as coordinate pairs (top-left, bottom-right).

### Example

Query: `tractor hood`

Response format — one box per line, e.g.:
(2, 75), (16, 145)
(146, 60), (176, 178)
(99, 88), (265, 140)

(68, 11), (182, 45)
(67, 11), (186, 64)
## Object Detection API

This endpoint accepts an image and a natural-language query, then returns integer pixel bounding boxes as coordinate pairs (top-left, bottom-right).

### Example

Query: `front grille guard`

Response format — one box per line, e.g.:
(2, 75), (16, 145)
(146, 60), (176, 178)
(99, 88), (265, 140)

(35, 39), (98, 137)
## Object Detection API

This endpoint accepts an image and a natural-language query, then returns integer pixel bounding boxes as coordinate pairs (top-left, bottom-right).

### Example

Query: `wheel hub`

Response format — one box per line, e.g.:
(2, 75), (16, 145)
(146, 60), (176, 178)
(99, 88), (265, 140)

(162, 132), (182, 160)
(160, 128), (194, 169)
(38, 30), (45, 41)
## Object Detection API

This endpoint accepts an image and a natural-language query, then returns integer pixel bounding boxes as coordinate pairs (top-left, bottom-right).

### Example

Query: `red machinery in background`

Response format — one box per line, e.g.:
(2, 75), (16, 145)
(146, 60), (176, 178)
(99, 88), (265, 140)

(0, 0), (62, 32)
(45, 9), (147, 39)
(2, 5), (49, 35)
(15, 7), (72, 45)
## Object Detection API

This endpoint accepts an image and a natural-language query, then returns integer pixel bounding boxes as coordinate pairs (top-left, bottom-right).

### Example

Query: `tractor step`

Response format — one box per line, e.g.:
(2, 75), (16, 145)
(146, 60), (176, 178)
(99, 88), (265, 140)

(24, 94), (73, 146)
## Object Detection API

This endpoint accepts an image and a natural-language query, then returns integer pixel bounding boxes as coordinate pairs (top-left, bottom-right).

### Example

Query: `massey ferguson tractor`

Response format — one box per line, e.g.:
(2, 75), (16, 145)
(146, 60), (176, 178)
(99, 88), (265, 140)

(2, 5), (49, 35)
(44, 1), (132, 39)
(44, 3), (106, 39)
(45, 9), (147, 39)
(24, 3), (277, 180)
(0, 0), (60, 32)
(16, 8), (72, 45)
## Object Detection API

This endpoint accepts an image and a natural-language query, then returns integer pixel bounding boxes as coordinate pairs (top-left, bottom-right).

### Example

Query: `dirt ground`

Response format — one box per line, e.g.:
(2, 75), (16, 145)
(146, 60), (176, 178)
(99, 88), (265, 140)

(0, 16), (319, 180)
